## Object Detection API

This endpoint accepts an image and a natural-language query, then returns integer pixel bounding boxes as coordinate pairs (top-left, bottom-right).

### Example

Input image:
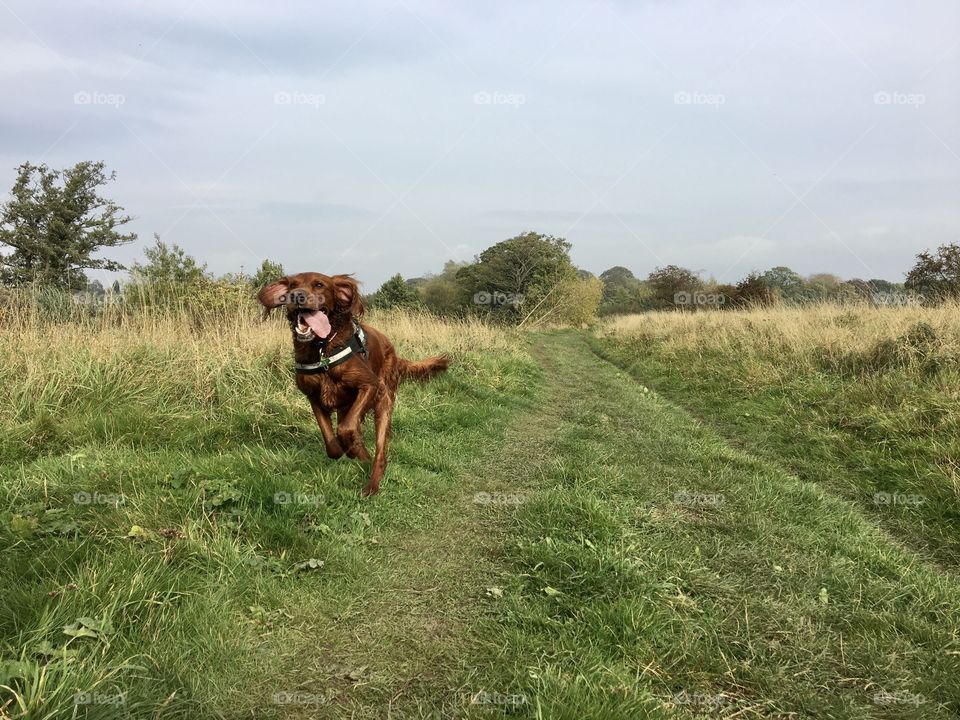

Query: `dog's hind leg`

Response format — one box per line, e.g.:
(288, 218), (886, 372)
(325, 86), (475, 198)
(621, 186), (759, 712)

(363, 388), (395, 497)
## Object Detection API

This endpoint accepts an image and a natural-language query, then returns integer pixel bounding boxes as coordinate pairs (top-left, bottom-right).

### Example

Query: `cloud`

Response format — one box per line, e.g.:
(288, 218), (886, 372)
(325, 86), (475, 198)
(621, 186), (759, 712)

(0, 0), (957, 289)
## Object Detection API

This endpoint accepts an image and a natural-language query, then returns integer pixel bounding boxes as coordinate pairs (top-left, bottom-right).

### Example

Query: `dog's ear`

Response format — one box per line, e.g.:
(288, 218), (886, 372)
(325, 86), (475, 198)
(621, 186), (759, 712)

(333, 275), (364, 317)
(257, 278), (289, 318)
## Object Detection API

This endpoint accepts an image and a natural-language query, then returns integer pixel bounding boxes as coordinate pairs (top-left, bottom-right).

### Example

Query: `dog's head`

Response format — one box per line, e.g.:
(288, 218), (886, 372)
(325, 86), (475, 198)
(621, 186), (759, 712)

(257, 272), (363, 343)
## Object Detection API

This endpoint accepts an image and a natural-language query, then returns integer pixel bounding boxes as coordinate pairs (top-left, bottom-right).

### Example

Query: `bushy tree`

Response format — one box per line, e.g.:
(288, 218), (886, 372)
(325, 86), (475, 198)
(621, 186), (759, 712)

(732, 272), (774, 307)
(521, 274), (604, 327)
(125, 235), (208, 308)
(905, 243), (960, 302)
(866, 278), (898, 294)
(646, 265), (703, 309)
(760, 266), (804, 302)
(420, 260), (467, 316)
(129, 235), (208, 284)
(456, 232), (574, 319)
(599, 266), (649, 315)
(0, 161), (136, 289)
(368, 273), (421, 310)
(251, 259), (285, 289)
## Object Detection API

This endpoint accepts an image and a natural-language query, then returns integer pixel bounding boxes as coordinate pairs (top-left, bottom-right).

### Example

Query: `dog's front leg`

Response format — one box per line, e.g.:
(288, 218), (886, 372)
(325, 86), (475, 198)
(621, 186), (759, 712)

(337, 384), (377, 462)
(310, 400), (344, 459)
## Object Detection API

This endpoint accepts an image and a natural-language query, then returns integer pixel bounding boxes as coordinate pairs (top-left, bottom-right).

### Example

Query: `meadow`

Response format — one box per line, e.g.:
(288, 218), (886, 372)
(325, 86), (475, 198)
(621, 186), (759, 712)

(1, 294), (959, 719)
(592, 303), (960, 565)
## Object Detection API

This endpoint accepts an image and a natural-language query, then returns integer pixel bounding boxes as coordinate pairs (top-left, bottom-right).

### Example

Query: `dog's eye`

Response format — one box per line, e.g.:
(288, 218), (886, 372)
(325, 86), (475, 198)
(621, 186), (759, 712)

(314, 282), (323, 288)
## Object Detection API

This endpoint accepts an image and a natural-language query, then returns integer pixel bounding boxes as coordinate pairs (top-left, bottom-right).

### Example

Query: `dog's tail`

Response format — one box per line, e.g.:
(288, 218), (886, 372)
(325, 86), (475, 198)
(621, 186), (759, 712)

(399, 355), (450, 382)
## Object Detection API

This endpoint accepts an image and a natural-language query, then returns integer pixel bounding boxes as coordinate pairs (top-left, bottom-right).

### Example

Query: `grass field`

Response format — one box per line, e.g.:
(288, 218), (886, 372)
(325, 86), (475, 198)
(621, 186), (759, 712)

(2, 300), (959, 719)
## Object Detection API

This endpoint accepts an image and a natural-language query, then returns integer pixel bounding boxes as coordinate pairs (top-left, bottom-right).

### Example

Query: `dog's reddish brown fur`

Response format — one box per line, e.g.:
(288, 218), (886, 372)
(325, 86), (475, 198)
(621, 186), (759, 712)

(258, 272), (449, 496)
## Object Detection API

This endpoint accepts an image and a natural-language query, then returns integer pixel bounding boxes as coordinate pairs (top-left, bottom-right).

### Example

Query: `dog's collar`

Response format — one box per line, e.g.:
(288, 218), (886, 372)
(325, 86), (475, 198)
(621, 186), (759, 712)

(294, 320), (368, 374)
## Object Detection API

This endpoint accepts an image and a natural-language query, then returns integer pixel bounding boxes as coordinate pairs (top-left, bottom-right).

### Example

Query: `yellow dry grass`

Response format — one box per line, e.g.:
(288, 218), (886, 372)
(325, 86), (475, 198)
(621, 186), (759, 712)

(0, 299), (524, 424)
(598, 302), (960, 377)
(0, 304), (516, 369)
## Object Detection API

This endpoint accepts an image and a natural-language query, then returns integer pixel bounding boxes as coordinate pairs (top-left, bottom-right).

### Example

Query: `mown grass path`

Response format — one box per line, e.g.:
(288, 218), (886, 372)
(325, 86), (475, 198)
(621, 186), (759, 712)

(270, 331), (960, 719)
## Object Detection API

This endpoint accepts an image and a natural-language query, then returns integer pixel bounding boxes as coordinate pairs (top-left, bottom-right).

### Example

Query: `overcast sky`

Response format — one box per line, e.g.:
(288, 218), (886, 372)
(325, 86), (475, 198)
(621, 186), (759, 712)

(1, 0), (958, 289)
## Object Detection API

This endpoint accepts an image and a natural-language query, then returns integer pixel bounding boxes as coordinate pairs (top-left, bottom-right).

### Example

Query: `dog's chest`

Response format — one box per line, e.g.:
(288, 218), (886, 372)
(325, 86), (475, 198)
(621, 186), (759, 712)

(296, 373), (354, 410)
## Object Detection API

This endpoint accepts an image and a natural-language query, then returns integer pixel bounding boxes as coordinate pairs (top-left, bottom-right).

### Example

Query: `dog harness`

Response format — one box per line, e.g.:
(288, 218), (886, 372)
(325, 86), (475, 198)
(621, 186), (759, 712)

(294, 320), (368, 374)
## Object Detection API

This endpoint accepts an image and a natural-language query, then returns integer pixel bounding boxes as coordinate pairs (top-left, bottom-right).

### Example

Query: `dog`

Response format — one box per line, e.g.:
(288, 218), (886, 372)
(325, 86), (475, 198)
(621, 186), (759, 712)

(258, 272), (449, 496)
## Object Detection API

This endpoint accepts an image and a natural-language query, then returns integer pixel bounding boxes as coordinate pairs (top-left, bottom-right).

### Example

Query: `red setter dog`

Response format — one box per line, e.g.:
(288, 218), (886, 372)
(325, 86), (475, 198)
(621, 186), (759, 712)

(258, 272), (449, 496)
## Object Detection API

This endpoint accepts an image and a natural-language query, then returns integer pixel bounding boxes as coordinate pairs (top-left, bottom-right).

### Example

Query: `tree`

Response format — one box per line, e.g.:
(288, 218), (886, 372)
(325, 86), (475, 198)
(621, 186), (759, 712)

(129, 234), (208, 285)
(804, 273), (843, 303)
(368, 274), (421, 310)
(420, 260), (467, 316)
(251, 259), (285, 289)
(733, 272), (774, 307)
(866, 278), (898, 294)
(521, 274), (604, 327)
(0, 161), (136, 289)
(598, 266), (648, 315)
(599, 266), (636, 288)
(456, 231), (574, 319)
(905, 243), (960, 302)
(760, 266), (804, 302)
(646, 265), (703, 309)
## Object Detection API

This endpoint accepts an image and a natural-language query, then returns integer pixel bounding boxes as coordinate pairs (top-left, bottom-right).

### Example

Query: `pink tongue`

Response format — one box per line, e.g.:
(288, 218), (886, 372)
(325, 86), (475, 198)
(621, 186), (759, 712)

(302, 310), (331, 339)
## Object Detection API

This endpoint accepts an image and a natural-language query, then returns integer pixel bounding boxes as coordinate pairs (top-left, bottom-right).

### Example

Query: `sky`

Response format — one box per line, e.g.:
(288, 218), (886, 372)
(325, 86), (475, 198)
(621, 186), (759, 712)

(1, 0), (958, 290)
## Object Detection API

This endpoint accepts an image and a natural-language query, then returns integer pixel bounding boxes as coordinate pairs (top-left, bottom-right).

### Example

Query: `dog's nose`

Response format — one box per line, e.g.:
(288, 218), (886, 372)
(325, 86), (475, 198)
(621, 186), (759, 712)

(288, 289), (309, 306)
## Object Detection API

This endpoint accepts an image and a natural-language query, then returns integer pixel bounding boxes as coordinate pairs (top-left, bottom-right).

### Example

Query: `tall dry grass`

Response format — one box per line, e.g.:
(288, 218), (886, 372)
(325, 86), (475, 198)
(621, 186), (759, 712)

(0, 288), (525, 429)
(593, 301), (960, 563)
(599, 302), (960, 383)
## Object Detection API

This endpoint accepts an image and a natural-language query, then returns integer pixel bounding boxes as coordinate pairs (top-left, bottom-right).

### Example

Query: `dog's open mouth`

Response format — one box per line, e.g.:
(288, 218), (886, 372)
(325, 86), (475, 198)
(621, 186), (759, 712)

(293, 309), (331, 342)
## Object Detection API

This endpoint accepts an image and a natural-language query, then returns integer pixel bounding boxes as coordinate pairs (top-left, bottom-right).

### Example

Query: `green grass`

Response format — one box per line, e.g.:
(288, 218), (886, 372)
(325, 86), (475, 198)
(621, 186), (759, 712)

(590, 310), (960, 567)
(451, 332), (960, 719)
(0, 309), (540, 718)
(2, 306), (959, 718)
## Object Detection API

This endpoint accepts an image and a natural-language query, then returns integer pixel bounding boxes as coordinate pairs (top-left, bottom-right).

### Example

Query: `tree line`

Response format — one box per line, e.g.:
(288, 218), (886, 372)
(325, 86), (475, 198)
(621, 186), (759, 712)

(2, 161), (958, 322)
